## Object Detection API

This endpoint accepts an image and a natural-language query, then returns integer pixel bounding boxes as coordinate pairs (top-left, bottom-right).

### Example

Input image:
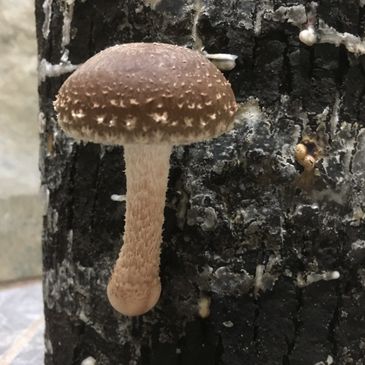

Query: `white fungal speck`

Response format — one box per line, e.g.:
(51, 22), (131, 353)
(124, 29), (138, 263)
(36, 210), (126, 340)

(222, 321), (234, 328)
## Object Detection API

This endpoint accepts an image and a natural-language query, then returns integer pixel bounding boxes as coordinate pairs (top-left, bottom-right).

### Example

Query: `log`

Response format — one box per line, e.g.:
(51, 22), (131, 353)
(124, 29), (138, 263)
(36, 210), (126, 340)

(36, 0), (365, 364)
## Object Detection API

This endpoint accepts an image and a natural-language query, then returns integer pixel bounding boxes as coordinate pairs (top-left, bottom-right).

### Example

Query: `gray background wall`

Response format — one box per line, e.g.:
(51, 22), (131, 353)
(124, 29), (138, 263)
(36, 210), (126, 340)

(0, 0), (42, 282)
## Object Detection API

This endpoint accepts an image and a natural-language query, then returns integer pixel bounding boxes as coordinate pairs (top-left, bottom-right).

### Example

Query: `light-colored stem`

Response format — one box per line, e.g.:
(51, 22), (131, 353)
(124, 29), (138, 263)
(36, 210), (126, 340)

(107, 144), (172, 316)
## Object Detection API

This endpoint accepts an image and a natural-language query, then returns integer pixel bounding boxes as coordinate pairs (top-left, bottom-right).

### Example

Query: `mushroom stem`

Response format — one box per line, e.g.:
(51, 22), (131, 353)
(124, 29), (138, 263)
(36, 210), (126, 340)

(107, 143), (172, 316)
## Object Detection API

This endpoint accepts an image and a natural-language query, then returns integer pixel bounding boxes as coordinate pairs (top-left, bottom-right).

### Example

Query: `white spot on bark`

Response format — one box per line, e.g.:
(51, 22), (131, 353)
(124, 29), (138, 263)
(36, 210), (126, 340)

(38, 59), (79, 83)
(81, 356), (96, 365)
(222, 321), (234, 328)
(198, 297), (210, 318)
(42, 0), (53, 39)
(204, 52), (238, 71)
(192, 0), (204, 50)
(297, 270), (340, 287)
(299, 26), (317, 46)
(61, 0), (75, 49)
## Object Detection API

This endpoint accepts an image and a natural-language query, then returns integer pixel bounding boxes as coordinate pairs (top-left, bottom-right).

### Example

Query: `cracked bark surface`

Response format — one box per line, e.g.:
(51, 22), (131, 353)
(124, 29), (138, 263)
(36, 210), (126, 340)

(36, 0), (365, 364)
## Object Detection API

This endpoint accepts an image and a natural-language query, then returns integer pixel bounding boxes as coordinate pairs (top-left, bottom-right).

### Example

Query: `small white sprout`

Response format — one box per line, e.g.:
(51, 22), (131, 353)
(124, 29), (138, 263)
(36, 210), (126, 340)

(202, 49), (238, 71)
(198, 297), (211, 318)
(81, 356), (96, 365)
(111, 194), (126, 202)
(297, 270), (340, 287)
(299, 26), (317, 46)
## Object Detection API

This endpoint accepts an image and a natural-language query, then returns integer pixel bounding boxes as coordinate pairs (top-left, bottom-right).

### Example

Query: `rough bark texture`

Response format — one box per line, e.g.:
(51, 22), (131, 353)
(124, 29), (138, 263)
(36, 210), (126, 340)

(36, 1), (365, 364)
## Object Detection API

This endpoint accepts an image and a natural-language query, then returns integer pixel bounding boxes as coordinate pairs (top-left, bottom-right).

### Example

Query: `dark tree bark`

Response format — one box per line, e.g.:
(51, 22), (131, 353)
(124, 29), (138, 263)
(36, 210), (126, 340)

(36, 1), (365, 364)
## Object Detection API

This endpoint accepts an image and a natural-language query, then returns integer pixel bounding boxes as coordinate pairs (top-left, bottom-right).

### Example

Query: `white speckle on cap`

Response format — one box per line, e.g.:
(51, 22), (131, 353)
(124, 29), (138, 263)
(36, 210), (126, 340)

(151, 112), (168, 124)
(200, 119), (207, 128)
(146, 97), (154, 103)
(110, 99), (118, 106)
(61, 117), (71, 125)
(130, 98), (139, 105)
(96, 115), (105, 124)
(197, 104), (203, 109)
(184, 118), (193, 127)
(216, 93), (222, 100)
(209, 113), (217, 120)
(72, 109), (86, 119)
(205, 100), (212, 106)
(177, 103), (184, 109)
(109, 117), (117, 127)
(119, 100), (126, 107)
(187, 103), (196, 109)
(125, 117), (137, 130)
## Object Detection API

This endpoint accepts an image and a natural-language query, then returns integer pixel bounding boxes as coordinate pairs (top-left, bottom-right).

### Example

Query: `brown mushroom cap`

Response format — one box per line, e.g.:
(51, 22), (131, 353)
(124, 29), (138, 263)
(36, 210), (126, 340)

(54, 42), (237, 145)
